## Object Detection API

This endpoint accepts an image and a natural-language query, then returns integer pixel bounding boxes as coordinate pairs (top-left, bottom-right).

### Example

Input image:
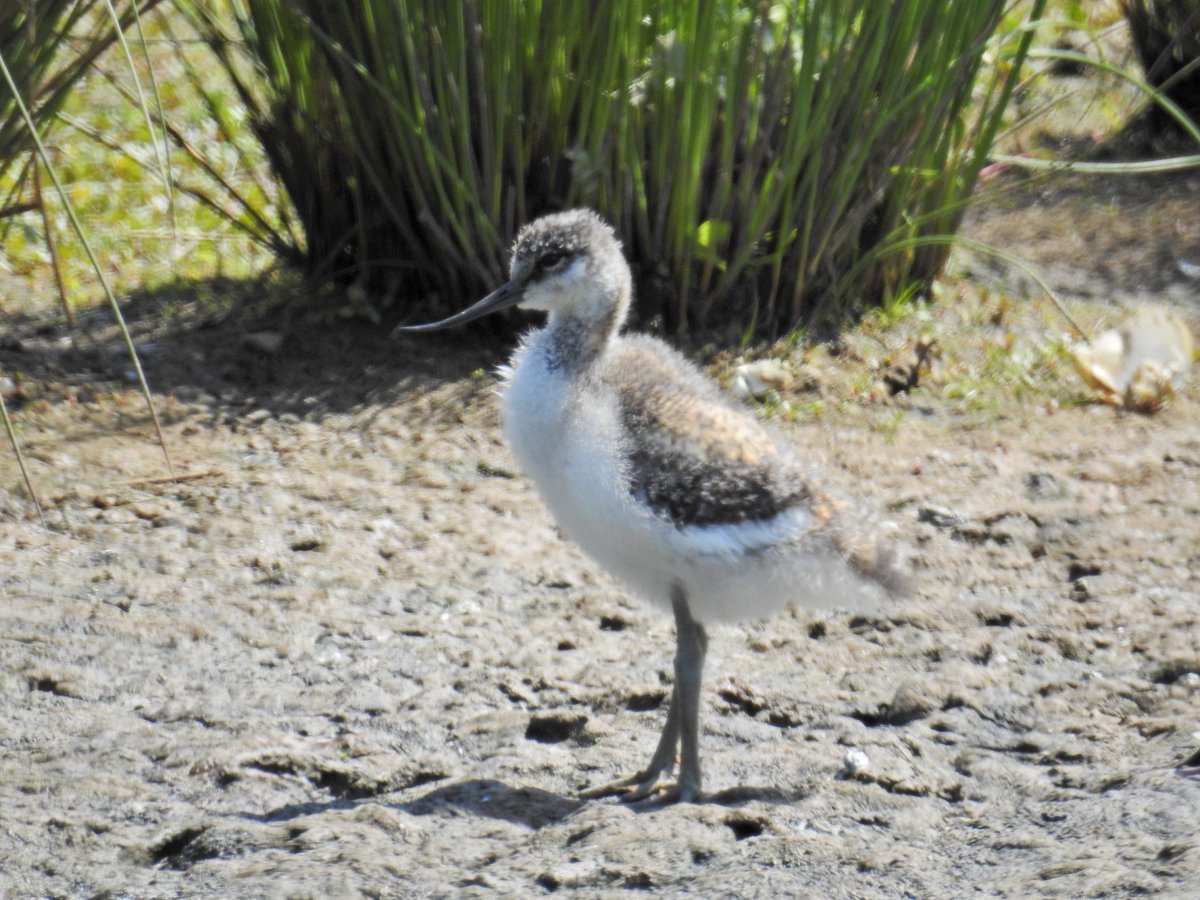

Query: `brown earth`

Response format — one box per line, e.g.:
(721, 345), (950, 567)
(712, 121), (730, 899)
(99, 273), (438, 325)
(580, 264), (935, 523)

(2, 160), (1200, 898)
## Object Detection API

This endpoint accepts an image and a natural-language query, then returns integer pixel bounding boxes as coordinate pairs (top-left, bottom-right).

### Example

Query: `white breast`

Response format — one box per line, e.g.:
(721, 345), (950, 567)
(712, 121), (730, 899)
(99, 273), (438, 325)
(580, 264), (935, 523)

(500, 335), (569, 485)
(501, 332), (677, 603)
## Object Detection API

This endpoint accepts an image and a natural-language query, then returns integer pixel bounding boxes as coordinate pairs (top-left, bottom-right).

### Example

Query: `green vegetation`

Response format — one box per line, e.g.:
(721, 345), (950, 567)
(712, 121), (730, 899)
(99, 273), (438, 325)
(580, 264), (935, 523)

(186, 0), (1047, 336)
(2, 1), (166, 321)
(1, 2), (166, 191)
(1, 3), (285, 311)
(6, 1), (1193, 337)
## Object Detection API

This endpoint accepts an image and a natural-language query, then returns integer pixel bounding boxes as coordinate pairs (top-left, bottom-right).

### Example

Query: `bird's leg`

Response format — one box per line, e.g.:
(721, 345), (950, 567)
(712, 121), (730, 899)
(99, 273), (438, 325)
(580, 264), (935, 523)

(580, 585), (708, 804)
(670, 589), (708, 803)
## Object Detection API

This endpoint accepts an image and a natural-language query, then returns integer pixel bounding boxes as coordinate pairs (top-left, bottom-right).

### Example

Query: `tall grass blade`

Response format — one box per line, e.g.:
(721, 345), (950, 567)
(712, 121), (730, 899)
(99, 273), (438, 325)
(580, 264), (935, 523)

(990, 153), (1200, 173)
(98, 0), (176, 238)
(0, 386), (44, 527)
(131, 0), (178, 250)
(32, 153), (72, 326)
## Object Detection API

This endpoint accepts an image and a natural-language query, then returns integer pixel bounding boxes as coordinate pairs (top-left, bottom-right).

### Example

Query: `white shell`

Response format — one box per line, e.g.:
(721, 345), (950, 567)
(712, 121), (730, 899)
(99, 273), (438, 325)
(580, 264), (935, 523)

(1071, 307), (1195, 410)
(733, 360), (792, 401)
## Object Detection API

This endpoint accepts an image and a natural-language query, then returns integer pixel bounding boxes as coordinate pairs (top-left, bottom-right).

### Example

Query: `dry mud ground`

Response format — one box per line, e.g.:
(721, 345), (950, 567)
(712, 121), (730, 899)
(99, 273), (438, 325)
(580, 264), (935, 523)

(2, 168), (1200, 899)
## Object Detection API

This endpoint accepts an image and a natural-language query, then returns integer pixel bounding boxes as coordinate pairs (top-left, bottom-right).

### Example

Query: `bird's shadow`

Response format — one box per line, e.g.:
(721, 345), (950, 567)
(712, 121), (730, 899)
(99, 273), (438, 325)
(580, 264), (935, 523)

(240, 797), (359, 825)
(239, 777), (809, 830)
(241, 778), (582, 831)
(397, 778), (812, 822)
(615, 784), (813, 814)
(397, 778), (584, 829)
(704, 784), (813, 807)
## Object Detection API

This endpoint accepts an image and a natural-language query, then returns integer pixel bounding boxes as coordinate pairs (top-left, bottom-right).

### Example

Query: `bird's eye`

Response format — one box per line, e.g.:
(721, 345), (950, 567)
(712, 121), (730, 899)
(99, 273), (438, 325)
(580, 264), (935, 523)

(536, 250), (570, 273)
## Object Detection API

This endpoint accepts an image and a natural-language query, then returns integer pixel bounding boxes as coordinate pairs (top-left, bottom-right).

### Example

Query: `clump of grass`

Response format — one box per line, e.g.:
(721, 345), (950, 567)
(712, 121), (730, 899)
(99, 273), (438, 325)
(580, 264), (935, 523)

(190, 0), (1047, 338)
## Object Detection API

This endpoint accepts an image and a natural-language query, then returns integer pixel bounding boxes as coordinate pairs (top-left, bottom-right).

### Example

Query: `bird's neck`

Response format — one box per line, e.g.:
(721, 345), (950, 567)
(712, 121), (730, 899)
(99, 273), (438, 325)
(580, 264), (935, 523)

(542, 293), (627, 373)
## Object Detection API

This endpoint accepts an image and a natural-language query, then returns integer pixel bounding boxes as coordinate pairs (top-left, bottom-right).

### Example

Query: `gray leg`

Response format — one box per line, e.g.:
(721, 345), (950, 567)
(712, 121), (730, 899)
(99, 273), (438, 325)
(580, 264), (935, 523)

(671, 587), (708, 803)
(580, 584), (708, 804)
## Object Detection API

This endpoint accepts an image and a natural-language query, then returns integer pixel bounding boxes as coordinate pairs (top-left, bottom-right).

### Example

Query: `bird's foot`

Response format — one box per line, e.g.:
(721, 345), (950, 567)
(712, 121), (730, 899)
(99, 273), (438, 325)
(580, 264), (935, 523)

(580, 768), (701, 805)
(640, 779), (701, 806)
(579, 768), (664, 802)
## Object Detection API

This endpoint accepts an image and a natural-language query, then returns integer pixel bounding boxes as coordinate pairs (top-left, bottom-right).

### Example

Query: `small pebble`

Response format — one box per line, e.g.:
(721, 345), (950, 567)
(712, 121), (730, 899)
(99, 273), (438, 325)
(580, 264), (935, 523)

(840, 747), (871, 778)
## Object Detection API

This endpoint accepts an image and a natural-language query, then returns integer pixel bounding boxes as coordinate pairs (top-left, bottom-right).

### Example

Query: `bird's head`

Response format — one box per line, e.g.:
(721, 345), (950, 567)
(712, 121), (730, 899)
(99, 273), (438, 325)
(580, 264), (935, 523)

(396, 209), (631, 334)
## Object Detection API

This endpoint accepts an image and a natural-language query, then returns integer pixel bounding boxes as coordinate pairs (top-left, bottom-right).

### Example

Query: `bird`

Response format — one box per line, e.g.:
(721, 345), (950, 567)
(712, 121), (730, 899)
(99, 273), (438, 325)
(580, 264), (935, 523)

(397, 209), (907, 804)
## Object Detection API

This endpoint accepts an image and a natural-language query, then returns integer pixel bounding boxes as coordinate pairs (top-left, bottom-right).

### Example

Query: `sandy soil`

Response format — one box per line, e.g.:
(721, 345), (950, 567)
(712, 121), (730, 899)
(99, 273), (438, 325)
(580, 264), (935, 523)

(2, 162), (1200, 898)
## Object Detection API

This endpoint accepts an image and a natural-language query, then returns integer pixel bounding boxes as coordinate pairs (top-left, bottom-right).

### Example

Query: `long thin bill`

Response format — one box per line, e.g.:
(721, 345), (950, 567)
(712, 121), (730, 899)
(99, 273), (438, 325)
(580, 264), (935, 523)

(394, 281), (526, 333)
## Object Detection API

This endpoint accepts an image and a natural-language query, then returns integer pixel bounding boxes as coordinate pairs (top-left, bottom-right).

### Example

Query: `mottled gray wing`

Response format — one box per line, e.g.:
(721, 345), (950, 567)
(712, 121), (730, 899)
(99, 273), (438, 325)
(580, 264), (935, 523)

(605, 341), (812, 529)
(602, 339), (908, 594)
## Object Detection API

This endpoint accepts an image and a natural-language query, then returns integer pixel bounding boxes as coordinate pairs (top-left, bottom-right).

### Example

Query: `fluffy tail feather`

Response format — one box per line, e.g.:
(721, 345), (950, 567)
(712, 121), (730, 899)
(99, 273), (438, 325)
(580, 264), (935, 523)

(832, 519), (911, 600)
